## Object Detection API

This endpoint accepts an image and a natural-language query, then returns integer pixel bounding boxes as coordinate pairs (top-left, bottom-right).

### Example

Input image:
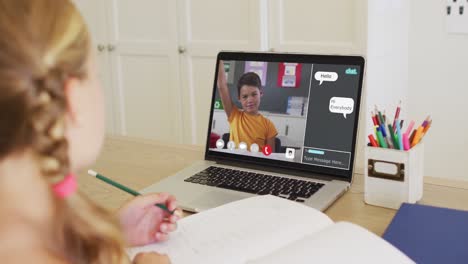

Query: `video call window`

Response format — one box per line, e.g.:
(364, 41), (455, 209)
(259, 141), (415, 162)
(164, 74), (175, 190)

(209, 60), (361, 170)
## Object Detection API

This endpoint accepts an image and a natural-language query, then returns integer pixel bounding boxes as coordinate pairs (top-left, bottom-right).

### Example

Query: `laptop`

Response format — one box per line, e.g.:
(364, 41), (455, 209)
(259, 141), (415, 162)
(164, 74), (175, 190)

(142, 51), (365, 212)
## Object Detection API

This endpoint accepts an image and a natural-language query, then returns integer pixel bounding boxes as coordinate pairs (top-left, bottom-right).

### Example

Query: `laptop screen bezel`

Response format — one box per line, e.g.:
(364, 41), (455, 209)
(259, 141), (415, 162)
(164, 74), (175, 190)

(204, 51), (365, 183)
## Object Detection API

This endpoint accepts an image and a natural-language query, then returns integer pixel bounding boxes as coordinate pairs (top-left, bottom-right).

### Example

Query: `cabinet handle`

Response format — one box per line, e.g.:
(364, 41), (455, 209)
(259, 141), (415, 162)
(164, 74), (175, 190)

(285, 125), (289, 136)
(107, 44), (116, 52)
(97, 44), (106, 52)
(178, 46), (186, 54)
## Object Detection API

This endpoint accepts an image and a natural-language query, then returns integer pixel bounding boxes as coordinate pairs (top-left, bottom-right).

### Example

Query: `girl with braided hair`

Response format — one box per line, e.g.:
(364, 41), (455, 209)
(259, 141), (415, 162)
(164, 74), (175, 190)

(0, 0), (181, 263)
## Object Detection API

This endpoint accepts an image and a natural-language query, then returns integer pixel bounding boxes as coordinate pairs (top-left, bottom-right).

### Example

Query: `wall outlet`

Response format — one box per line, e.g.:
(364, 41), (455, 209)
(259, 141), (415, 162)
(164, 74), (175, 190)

(446, 0), (468, 34)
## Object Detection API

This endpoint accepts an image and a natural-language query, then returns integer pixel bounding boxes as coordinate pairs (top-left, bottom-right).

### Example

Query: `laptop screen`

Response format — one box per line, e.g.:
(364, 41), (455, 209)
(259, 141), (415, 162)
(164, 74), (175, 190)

(205, 52), (365, 182)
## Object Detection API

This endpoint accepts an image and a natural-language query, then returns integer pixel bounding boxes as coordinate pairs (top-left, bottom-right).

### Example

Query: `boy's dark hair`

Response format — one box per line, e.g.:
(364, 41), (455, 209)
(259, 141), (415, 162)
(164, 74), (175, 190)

(237, 72), (262, 96)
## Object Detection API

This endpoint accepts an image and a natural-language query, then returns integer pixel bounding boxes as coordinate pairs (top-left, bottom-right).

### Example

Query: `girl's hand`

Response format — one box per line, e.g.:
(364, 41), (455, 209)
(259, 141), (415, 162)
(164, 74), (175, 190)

(118, 193), (182, 246)
(133, 252), (170, 264)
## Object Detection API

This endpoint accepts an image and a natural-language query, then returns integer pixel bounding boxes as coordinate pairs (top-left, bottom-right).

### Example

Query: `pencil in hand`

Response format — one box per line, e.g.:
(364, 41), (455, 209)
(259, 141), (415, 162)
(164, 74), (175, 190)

(87, 170), (174, 214)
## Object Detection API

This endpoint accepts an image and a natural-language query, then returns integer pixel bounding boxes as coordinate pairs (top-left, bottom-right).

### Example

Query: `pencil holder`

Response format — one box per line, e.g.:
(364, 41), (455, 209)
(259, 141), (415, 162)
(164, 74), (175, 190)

(364, 142), (424, 209)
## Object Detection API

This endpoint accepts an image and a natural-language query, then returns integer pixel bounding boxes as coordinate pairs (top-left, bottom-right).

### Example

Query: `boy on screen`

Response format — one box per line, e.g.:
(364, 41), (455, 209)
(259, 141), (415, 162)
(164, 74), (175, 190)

(217, 61), (278, 151)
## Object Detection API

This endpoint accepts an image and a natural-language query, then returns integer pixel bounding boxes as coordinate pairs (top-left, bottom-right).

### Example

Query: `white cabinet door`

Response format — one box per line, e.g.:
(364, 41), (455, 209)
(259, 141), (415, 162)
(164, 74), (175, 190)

(264, 115), (306, 148)
(107, 0), (183, 143)
(73, 0), (116, 134)
(268, 0), (366, 54)
(285, 117), (307, 144)
(268, 0), (367, 172)
(177, 0), (265, 144)
(211, 110), (230, 136)
(265, 114), (287, 137)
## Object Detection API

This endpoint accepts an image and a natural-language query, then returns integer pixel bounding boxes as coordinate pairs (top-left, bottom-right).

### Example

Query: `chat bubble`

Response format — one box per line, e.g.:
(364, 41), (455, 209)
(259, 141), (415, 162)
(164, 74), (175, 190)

(315, 71), (338, 85)
(329, 97), (354, 119)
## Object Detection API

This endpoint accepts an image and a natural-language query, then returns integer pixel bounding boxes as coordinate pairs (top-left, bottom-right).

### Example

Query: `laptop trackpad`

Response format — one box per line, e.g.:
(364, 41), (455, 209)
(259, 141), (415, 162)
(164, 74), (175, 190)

(190, 191), (247, 211)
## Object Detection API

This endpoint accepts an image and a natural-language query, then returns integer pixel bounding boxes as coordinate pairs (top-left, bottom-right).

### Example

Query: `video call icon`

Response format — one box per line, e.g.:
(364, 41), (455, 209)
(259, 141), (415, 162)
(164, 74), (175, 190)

(227, 141), (236, 150)
(250, 143), (259, 153)
(216, 139), (225, 149)
(285, 148), (295, 159)
(239, 142), (248, 151)
(262, 145), (272, 156)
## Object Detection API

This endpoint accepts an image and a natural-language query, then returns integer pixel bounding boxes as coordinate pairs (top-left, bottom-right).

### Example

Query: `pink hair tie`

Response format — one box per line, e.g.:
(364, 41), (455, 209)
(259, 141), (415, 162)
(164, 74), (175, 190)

(53, 173), (78, 198)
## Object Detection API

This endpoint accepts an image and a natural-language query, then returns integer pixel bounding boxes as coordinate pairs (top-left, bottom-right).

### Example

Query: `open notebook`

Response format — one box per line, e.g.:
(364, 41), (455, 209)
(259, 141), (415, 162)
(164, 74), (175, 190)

(127, 196), (414, 264)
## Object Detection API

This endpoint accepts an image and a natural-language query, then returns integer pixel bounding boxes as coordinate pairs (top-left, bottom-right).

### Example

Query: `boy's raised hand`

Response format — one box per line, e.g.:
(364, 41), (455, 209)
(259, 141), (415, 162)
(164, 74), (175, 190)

(217, 60), (228, 88)
(217, 60), (233, 117)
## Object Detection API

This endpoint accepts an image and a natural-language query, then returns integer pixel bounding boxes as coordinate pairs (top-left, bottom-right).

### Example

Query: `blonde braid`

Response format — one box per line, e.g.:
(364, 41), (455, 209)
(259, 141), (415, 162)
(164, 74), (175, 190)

(0, 0), (131, 262)
(30, 69), (69, 183)
(28, 69), (130, 264)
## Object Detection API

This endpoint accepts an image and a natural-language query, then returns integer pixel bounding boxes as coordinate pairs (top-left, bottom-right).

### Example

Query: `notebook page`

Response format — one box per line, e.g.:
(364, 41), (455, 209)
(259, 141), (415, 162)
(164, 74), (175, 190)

(248, 222), (415, 264)
(127, 195), (332, 264)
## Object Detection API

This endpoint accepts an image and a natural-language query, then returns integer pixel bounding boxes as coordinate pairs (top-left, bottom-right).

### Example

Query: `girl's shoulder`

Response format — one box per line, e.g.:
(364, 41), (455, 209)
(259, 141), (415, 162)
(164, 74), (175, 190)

(0, 248), (66, 263)
(0, 216), (66, 263)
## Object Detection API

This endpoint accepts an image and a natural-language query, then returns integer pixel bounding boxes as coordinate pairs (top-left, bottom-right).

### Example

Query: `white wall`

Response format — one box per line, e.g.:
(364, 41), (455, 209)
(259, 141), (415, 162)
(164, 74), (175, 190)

(368, 0), (468, 181)
(409, 0), (468, 180)
(366, 0), (411, 182)
(367, 0), (410, 133)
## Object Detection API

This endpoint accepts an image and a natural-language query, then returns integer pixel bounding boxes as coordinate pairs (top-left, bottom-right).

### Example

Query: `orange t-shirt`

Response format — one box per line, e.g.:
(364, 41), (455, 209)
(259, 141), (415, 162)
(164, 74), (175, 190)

(228, 106), (278, 150)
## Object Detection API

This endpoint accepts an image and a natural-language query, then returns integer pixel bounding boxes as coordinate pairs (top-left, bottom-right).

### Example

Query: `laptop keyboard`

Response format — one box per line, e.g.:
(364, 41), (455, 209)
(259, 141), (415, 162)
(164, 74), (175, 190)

(184, 166), (324, 202)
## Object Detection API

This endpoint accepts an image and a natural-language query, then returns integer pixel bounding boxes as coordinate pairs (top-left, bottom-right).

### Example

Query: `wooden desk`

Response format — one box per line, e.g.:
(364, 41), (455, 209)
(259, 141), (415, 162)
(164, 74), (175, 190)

(78, 135), (468, 236)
